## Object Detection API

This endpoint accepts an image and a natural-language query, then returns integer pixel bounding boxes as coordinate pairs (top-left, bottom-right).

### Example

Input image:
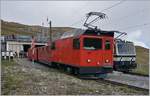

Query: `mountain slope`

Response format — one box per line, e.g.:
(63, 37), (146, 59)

(135, 46), (149, 65)
(134, 46), (149, 75)
(1, 20), (74, 36)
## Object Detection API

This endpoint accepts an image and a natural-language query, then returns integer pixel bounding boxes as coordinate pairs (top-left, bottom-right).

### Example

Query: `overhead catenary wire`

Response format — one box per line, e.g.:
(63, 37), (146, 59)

(118, 23), (150, 30)
(69, 17), (85, 27)
(69, 2), (88, 27)
(100, 0), (125, 12)
(69, 0), (125, 27)
(114, 23), (150, 40)
(86, 0), (125, 27)
(101, 8), (148, 27)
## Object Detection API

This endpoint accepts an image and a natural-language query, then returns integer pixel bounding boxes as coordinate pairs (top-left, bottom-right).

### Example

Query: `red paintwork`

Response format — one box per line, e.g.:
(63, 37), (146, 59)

(37, 46), (51, 63)
(28, 34), (114, 69)
(80, 35), (114, 67)
(27, 48), (38, 61)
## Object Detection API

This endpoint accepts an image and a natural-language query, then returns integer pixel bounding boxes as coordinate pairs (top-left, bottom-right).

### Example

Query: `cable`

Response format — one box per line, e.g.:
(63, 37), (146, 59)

(69, 2), (88, 27)
(118, 23), (150, 30)
(88, 0), (125, 26)
(69, 16), (85, 27)
(101, 8), (147, 27)
(69, 0), (125, 27)
(101, 0), (125, 12)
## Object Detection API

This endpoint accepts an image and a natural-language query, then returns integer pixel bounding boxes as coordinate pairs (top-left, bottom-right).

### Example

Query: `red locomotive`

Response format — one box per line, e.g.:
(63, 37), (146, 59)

(28, 28), (115, 77)
(27, 12), (137, 77)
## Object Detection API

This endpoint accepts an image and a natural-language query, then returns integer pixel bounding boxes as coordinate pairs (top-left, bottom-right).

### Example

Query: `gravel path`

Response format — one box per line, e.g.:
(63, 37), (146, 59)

(1, 58), (149, 95)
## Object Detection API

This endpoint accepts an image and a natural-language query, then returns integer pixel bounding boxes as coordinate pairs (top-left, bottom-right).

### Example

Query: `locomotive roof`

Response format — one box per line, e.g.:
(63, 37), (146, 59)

(60, 28), (115, 39)
(115, 39), (133, 44)
(60, 29), (85, 39)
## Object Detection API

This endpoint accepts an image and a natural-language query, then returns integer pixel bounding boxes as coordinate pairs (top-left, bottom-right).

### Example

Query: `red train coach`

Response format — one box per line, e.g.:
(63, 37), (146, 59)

(28, 28), (115, 77)
(27, 47), (38, 61)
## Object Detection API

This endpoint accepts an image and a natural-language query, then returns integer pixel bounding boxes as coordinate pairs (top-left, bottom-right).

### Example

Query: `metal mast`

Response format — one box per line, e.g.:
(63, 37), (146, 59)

(49, 21), (52, 45)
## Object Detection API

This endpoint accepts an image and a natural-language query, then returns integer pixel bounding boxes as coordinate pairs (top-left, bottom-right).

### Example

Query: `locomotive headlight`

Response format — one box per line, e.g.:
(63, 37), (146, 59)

(87, 59), (91, 63)
(97, 62), (100, 65)
(105, 59), (109, 63)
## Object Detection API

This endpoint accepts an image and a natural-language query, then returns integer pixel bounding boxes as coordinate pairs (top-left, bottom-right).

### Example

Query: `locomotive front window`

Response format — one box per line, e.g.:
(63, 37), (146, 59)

(83, 38), (102, 50)
(117, 43), (136, 55)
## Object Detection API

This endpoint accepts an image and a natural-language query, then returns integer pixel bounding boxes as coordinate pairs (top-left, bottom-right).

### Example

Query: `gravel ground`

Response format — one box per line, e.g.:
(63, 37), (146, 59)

(1, 58), (149, 95)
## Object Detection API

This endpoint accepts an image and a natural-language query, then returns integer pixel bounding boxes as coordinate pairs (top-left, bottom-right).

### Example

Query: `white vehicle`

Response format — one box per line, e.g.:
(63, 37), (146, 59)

(113, 39), (137, 72)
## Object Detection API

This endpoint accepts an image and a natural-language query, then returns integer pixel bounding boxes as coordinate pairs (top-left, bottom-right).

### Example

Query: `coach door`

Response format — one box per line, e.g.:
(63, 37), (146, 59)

(102, 38), (113, 66)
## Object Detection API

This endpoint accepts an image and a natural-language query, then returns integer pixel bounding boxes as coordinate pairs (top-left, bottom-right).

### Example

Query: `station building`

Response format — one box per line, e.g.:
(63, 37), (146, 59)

(1, 35), (47, 57)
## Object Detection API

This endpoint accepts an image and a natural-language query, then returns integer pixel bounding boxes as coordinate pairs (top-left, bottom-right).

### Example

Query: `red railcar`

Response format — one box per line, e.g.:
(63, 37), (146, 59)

(27, 47), (38, 61)
(37, 46), (51, 64)
(27, 48), (32, 60)
(28, 29), (115, 76)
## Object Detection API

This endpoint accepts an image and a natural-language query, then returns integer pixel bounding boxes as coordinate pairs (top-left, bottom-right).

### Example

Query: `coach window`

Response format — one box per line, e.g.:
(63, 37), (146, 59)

(51, 42), (56, 50)
(73, 38), (80, 49)
(105, 40), (111, 50)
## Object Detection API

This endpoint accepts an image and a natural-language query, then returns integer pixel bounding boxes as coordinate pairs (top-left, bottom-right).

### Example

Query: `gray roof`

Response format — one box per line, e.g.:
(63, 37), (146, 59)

(2, 35), (47, 43)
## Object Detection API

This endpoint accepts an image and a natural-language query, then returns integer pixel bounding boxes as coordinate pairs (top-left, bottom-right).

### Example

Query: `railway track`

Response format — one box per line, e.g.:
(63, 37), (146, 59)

(78, 71), (149, 91)
(15, 58), (149, 91)
(96, 79), (149, 91)
(79, 73), (149, 91)
(124, 72), (149, 77)
(75, 72), (149, 91)
(101, 71), (149, 91)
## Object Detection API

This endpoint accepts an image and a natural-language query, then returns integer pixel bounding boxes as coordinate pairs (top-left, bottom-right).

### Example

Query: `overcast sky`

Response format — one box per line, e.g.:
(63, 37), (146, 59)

(1, 1), (150, 48)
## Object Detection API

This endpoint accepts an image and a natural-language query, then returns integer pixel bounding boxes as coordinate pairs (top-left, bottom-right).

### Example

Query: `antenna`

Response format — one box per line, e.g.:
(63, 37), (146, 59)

(42, 22), (44, 38)
(49, 21), (52, 44)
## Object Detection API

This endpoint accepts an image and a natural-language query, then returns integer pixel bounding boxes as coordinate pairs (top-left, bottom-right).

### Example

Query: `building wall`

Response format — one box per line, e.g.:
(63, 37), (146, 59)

(7, 43), (23, 52)
(6, 41), (46, 52)
(5, 41), (46, 57)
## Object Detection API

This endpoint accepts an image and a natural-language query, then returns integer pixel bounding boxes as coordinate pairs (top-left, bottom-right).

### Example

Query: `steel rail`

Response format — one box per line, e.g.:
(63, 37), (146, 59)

(123, 72), (149, 77)
(96, 78), (149, 91)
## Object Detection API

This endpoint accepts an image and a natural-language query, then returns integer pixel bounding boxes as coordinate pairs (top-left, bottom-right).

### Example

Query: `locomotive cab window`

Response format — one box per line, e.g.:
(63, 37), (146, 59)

(73, 38), (80, 49)
(83, 38), (102, 50)
(105, 40), (111, 50)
